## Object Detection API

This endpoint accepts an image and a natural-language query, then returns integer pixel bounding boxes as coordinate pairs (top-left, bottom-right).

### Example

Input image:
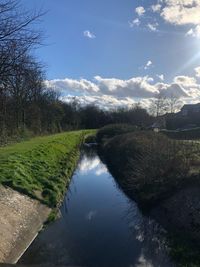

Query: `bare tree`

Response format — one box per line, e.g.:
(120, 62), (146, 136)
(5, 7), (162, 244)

(0, 0), (46, 139)
(149, 92), (168, 117)
(0, 0), (45, 80)
(167, 94), (181, 114)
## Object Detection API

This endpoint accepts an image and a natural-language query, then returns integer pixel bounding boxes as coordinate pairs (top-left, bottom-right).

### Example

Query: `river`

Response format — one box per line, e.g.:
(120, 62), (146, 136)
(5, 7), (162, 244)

(19, 147), (175, 267)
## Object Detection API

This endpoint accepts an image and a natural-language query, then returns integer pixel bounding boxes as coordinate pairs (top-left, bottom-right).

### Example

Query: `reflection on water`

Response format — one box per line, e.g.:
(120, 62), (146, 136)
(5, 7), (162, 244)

(20, 148), (175, 267)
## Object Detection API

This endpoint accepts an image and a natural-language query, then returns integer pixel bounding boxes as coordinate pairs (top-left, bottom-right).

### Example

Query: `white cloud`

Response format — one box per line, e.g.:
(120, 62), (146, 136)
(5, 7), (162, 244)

(158, 0), (200, 37)
(155, 82), (189, 98)
(94, 75), (157, 98)
(46, 73), (200, 110)
(151, 4), (162, 12)
(61, 95), (136, 110)
(129, 18), (140, 27)
(161, 1), (200, 26)
(144, 60), (153, 69)
(186, 25), (200, 38)
(147, 22), (159, 32)
(129, 0), (200, 38)
(195, 66), (200, 77)
(83, 30), (96, 39)
(174, 75), (197, 85)
(157, 74), (164, 81)
(172, 75), (200, 98)
(135, 6), (145, 16)
(135, 0), (200, 38)
(45, 78), (99, 95)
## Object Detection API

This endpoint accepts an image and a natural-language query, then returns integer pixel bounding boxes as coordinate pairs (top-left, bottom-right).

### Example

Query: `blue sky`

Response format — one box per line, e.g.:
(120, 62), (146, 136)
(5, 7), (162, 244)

(22, 0), (200, 109)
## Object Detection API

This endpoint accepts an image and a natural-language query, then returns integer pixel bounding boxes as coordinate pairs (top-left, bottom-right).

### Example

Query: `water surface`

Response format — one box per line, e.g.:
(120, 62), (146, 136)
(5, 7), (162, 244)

(20, 148), (174, 267)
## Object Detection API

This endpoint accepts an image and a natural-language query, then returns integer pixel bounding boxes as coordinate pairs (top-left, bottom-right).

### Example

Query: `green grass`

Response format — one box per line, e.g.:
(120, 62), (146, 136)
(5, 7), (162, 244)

(0, 130), (96, 207)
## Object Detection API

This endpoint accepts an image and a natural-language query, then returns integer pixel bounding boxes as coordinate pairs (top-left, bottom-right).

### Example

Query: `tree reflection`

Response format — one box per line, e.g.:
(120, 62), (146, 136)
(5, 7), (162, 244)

(80, 144), (98, 160)
(125, 200), (175, 267)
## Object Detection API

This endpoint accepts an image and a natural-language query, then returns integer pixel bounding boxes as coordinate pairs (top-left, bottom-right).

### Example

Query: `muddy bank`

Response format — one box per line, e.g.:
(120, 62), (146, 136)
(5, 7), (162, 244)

(0, 186), (50, 264)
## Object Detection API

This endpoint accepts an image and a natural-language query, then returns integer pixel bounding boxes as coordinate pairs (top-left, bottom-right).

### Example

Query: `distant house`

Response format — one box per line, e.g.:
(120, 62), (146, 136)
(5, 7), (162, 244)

(181, 103), (200, 116)
(165, 103), (200, 130)
(150, 117), (166, 132)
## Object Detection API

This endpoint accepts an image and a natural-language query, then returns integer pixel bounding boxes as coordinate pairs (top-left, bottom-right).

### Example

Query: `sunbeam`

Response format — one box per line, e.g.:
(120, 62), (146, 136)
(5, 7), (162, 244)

(175, 50), (200, 75)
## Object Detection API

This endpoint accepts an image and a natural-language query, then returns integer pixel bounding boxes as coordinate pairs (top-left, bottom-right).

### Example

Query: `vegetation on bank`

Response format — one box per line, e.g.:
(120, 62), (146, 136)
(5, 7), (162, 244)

(168, 232), (200, 267)
(162, 127), (200, 140)
(97, 124), (199, 207)
(96, 124), (137, 143)
(0, 130), (95, 207)
(97, 124), (200, 266)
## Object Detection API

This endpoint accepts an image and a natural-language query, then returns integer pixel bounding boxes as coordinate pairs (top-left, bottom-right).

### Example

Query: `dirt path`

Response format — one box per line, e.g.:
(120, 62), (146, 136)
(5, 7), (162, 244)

(0, 186), (50, 264)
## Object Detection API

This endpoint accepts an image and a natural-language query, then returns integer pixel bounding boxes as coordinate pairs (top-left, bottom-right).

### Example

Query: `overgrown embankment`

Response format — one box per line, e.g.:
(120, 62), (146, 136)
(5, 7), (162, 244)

(97, 124), (199, 207)
(0, 130), (95, 207)
(162, 127), (200, 140)
(97, 124), (200, 266)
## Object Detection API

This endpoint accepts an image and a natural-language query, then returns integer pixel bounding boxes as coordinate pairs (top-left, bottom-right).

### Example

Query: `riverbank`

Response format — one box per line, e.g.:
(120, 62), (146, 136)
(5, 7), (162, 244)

(0, 130), (95, 207)
(97, 125), (198, 207)
(97, 124), (200, 266)
(0, 130), (95, 263)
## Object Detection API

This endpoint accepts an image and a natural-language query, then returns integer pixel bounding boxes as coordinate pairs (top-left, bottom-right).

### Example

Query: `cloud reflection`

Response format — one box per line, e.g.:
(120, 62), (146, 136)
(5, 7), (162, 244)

(86, 210), (97, 221)
(79, 157), (100, 174)
(135, 253), (154, 267)
(95, 165), (107, 176)
(78, 156), (107, 176)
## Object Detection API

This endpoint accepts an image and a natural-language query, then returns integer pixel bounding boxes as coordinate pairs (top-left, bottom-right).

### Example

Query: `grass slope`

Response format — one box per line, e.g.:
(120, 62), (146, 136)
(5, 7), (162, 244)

(0, 130), (95, 207)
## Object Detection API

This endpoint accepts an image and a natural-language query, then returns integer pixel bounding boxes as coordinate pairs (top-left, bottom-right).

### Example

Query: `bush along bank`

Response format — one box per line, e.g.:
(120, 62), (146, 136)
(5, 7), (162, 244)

(97, 125), (200, 266)
(0, 130), (95, 208)
(96, 123), (138, 144)
(162, 127), (200, 140)
(97, 125), (197, 208)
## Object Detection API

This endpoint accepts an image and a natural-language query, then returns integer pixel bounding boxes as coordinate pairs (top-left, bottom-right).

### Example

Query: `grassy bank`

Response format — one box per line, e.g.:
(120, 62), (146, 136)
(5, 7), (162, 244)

(0, 130), (95, 207)
(97, 125), (199, 207)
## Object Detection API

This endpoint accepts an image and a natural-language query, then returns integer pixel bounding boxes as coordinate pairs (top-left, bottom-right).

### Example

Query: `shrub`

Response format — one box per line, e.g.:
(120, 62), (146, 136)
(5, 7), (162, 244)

(101, 131), (190, 206)
(96, 124), (137, 143)
(163, 127), (200, 140)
